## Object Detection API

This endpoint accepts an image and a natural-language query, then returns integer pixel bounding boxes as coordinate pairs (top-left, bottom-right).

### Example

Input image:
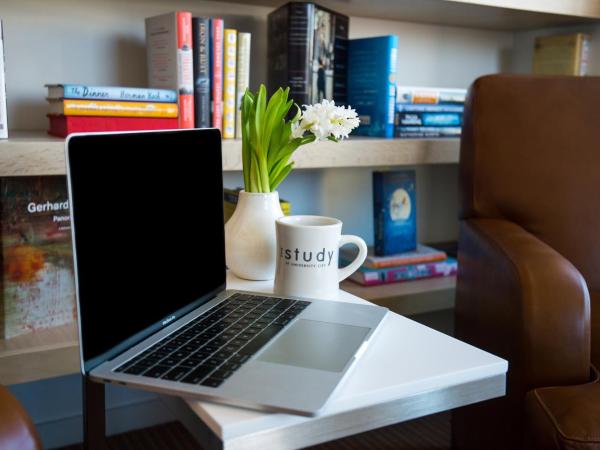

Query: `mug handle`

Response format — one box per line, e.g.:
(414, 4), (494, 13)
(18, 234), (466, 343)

(338, 235), (368, 282)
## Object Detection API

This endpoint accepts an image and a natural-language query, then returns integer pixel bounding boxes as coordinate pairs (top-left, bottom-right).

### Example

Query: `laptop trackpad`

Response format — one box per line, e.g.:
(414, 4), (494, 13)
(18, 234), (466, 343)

(257, 319), (370, 372)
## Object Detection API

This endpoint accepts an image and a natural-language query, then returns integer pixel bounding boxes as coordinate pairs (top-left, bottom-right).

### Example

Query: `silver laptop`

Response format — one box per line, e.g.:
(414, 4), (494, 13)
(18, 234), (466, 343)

(66, 129), (387, 416)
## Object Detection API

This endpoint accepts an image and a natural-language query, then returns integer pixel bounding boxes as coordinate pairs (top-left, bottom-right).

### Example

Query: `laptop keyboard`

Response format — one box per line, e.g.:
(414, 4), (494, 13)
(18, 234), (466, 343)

(114, 293), (311, 388)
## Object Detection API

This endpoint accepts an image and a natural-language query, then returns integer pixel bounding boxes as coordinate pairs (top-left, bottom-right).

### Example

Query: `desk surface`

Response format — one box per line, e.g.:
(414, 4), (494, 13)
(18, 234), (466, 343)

(183, 273), (507, 450)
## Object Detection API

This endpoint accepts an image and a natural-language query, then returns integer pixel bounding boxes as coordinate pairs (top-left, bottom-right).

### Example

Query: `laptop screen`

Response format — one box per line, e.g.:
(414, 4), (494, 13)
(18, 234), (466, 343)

(67, 129), (226, 372)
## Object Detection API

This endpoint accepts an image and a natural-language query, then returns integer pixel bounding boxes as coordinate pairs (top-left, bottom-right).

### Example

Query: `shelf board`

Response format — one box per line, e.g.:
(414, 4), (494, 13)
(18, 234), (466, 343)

(0, 131), (460, 177)
(0, 322), (80, 385)
(241, 0), (600, 30)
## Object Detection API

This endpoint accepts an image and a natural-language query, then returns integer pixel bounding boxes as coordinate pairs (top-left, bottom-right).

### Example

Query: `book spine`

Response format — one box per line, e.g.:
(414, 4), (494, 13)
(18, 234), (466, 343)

(397, 112), (462, 127)
(333, 13), (349, 105)
(0, 20), (6, 139)
(349, 259), (457, 286)
(47, 116), (178, 138)
(386, 39), (398, 138)
(579, 34), (590, 76)
(396, 87), (467, 105)
(365, 254), (447, 269)
(210, 18), (224, 131)
(396, 103), (464, 113)
(235, 33), (251, 139)
(373, 172), (385, 257)
(223, 29), (237, 139)
(176, 12), (194, 128)
(192, 18), (211, 128)
(287, 3), (313, 106)
(58, 100), (178, 118)
(396, 126), (461, 138)
(60, 85), (177, 103)
(267, 6), (288, 98)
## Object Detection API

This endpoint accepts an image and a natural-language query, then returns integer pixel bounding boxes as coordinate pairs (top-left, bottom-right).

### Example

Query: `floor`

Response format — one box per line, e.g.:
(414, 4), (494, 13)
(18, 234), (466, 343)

(55, 412), (451, 450)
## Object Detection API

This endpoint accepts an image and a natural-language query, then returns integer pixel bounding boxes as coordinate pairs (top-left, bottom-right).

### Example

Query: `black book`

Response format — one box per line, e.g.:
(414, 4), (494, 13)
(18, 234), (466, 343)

(268, 2), (349, 106)
(192, 17), (211, 128)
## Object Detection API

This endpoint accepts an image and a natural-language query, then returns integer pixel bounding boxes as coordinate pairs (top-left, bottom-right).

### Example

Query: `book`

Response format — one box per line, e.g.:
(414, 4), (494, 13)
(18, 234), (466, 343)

(268, 2), (349, 106)
(45, 84), (177, 103)
(210, 18), (224, 131)
(396, 103), (464, 113)
(396, 86), (467, 105)
(395, 126), (461, 138)
(396, 112), (462, 127)
(47, 99), (178, 118)
(373, 170), (417, 256)
(533, 33), (590, 76)
(223, 188), (291, 223)
(47, 115), (178, 138)
(0, 176), (77, 338)
(192, 17), (211, 128)
(223, 29), (237, 139)
(235, 32), (251, 139)
(340, 244), (447, 269)
(146, 11), (195, 128)
(0, 20), (6, 139)
(348, 35), (398, 138)
(344, 257), (457, 286)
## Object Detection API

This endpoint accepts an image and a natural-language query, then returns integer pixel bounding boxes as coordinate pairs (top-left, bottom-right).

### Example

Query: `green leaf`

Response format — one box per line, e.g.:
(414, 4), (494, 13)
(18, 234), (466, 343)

(270, 163), (294, 192)
(241, 89), (255, 191)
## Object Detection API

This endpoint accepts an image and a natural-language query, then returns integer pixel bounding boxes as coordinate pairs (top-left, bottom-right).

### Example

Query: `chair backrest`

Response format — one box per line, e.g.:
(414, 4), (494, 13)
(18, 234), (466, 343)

(0, 385), (42, 450)
(460, 75), (600, 293)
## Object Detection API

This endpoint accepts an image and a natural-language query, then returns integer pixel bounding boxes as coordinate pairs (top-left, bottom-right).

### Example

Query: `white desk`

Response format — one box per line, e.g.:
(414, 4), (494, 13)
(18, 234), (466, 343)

(182, 273), (507, 450)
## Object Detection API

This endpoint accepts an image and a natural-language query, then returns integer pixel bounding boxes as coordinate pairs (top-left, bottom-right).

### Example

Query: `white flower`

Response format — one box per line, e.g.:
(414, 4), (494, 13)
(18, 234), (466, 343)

(292, 99), (360, 142)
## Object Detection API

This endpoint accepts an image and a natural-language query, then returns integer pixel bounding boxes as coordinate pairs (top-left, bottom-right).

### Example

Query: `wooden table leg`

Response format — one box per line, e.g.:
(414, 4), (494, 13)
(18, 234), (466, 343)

(83, 376), (107, 450)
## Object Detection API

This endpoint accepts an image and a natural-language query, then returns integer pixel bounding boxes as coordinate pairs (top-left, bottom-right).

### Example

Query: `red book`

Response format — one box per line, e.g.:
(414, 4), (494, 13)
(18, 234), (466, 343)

(47, 115), (178, 137)
(211, 18), (224, 131)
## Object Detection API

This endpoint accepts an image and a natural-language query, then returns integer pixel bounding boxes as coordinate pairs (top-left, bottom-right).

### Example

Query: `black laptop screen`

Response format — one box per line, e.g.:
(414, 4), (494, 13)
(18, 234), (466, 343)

(67, 129), (226, 371)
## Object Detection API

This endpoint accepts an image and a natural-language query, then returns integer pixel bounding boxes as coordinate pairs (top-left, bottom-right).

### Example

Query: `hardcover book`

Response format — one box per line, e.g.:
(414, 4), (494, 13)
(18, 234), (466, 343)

(223, 29), (237, 139)
(47, 99), (178, 118)
(348, 35), (398, 138)
(533, 33), (590, 76)
(210, 18), (224, 131)
(146, 11), (195, 128)
(45, 84), (177, 103)
(235, 32), (251, 138)
(340, 244), (446, 269)
(0, 176), (76, 338)
(373, 170), (417, 256)
(47, 116), (178, 138)
(268, 2), (349, 106)
(345, 257), (457, 286)
(396, 112), (462, 127)
(0, 20), (7, 139)
(396, 86), (467, 105)
(192, 18), (211, 128)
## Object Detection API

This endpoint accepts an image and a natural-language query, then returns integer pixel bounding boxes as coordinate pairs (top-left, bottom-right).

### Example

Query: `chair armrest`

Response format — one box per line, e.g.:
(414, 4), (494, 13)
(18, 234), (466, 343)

(456, 218), (591, 391)
(0, 385), (41, 450)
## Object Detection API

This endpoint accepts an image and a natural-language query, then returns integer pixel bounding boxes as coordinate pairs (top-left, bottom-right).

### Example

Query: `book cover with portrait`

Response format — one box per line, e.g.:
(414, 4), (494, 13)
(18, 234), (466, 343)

(373, 170), (417, 256)
(0, 176), (76, 338)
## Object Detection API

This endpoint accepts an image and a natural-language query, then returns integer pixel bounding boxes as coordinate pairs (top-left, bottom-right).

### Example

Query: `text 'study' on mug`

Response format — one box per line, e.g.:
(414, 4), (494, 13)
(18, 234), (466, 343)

(274, 215), (367, 300)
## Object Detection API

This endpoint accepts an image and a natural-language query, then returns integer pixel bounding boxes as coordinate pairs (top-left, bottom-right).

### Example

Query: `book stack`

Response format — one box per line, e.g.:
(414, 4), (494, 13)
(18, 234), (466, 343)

(340, 244), (457, 287)
(395, 86), (467, 138)
(533, 33), (590, 76)
(223, 188), (291, 223)
(146, 12), (251, 138)
(46, 85), (179, 137)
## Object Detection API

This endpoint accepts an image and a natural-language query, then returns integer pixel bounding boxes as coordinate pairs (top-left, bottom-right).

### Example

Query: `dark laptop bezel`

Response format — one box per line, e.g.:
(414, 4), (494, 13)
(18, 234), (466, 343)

(65, 129), (226, 375)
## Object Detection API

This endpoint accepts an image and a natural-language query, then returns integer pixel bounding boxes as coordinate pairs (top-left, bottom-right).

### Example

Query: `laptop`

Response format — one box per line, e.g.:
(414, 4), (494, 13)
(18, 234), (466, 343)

(66, 128), (388, 416)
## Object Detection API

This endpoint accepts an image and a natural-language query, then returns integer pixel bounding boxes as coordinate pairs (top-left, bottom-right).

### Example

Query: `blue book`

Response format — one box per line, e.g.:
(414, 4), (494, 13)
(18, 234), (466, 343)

(396, 126), (461, 138)
(373, 170), (417, 256)
(192, 17), (211, 128)
(348, 36), (398, 138)
(396, 103), (464, 113)
(397, 112), (462, 127)
(45, 84), (177, 103)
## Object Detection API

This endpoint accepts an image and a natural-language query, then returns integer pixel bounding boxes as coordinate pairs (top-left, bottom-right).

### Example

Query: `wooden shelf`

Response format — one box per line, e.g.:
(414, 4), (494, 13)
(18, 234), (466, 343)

(0, 132), (460, 177)
(239, 0), (600, 30)
(0, 322), (80, 385)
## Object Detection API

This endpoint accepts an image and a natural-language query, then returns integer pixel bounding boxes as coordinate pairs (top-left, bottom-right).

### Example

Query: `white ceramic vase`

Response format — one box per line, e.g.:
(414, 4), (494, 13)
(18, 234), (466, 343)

(225, 191), (284, 281)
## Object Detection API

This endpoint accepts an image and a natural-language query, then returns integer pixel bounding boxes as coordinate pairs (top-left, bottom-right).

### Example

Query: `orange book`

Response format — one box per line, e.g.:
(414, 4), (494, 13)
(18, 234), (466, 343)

(48, 99), (178, 118)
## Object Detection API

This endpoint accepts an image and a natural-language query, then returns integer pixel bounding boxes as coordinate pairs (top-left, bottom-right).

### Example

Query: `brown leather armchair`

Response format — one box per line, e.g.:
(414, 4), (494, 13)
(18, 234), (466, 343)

(0, 384), (42, 450)
(452, 75), (600, 450)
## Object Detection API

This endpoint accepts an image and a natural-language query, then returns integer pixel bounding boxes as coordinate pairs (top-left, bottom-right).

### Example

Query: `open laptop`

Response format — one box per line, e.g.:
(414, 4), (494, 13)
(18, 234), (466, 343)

(66, 128), (388, 416)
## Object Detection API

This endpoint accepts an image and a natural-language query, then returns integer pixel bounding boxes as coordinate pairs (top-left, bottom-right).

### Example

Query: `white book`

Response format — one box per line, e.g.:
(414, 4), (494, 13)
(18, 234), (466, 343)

(235, 33), (251, 139)
(0, 20), (7, 139)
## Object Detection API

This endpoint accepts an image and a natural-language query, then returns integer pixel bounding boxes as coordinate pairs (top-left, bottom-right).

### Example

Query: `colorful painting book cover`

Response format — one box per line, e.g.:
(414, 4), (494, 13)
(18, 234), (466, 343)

(0, 176), (76, 338)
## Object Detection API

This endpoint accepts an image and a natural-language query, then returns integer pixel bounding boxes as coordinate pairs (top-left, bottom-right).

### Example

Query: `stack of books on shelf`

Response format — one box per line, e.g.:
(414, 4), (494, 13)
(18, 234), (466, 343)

(395, 86), (467, 138)
(146, 12), (251, 138)
(340, 244), (457, 287)
(46, 85), (179, 137)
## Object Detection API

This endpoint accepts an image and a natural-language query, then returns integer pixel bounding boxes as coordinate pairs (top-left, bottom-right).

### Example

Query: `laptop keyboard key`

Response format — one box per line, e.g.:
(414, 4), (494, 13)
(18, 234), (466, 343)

(122, 365), (147, 375)
(162, 366), (190, 381)
(239, 324), (284, 356)
(181, 366), (214, 384)
(201, 378), (224, 388)
(144, 365), (171, 378)
(211, 369), (233, 380)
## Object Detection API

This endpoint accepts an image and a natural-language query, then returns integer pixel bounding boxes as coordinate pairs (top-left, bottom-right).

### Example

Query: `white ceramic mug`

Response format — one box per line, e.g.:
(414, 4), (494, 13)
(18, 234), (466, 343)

(274, 215), (368, 300)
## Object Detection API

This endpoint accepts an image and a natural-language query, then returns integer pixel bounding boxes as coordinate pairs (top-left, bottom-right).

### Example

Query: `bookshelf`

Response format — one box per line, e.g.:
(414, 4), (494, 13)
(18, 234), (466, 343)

(0, 132), (460, 176)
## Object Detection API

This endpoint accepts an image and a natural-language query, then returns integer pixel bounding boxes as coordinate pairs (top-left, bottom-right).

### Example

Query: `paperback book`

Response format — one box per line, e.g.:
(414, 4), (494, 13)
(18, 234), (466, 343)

(192, 17), (211, 128)
(397, 86), (467, 105)
(235, 32), (251, 138)
(348, 35), (398, 137)
(343, 257), (457, 286)
(396, 112), (462, 127)
(47, 99), (178, 118)
(0, 20), (7, 139)
(396, 104), (464, 113)
(45, 84), (177, 103)
(210, 18), (224, 131)
(396, 126), (461, 138)
(340, 244), (446, 269)
(47, 116), (178, 138)
(533, 33), (590, 76)
(223, 29), (237, 139)
(0, 176), (76, 338)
